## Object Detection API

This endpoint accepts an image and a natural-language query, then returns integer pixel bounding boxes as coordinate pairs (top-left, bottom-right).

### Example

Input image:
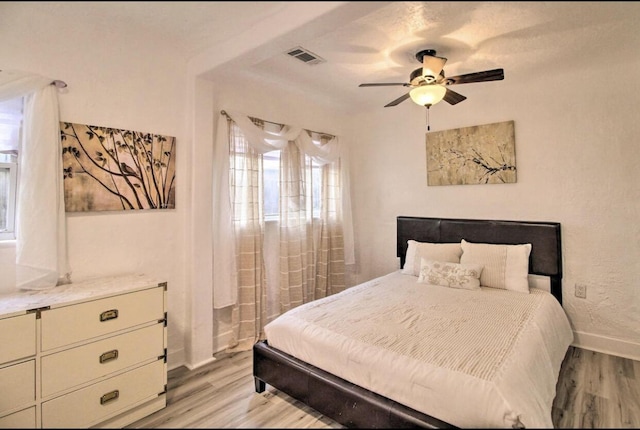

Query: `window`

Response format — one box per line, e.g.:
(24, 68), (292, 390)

(262, 150), (280, 219)
(230, 117), (327, 222)
(0, 97), (22, 241)
(0, 154), (18, 240)
(262, 149), (322, 220)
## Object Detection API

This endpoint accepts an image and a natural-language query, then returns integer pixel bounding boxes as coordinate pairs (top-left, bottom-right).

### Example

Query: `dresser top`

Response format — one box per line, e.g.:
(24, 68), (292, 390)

(0, 273), (165, 319)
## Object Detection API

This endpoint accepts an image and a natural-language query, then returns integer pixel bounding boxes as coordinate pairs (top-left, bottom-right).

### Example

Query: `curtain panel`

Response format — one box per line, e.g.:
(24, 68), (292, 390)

(226, 121), (267, 351)
(316, 153), (346, 297)
(0, 69), (70, 290)
(212, 110), (354, 351)
(278, 140), (315, 312)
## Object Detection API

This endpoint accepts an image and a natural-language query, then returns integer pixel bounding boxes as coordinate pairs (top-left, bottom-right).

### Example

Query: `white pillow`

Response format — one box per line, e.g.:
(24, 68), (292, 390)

(459, 239), (532, 293)
(402, 241), (463, 276)
(417, 258), (483, 290)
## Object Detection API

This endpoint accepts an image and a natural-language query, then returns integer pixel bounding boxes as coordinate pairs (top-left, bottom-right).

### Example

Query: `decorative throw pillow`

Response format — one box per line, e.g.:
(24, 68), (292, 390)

(417, 258), (483, 290)
(402, 241), (463, 276)
(459, 239), (532, 293)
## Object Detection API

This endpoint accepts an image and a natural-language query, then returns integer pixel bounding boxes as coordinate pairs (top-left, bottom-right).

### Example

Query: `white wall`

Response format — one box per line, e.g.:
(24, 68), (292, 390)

(345, 55), (640, 359)
(0, 4), (190, 367)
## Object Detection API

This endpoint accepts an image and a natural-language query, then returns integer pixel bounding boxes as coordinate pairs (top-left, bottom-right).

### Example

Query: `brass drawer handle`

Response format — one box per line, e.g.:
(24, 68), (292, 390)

(100, 309), (118, 322)
(99, 349), (119, 363)
(100, 389), (119, 405)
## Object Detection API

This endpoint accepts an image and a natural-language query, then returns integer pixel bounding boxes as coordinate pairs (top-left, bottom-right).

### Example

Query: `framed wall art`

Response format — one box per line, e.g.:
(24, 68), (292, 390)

(426, 120), (516, 186)
(61, 122), (176, 212)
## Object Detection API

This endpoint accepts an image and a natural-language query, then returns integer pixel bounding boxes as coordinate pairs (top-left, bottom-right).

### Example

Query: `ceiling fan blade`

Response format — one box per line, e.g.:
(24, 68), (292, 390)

(422, 55), (447, 81)
(384, 92), (411, 107)
(359, 83), (409, 87)
(444, 68), (504, 85)
(443, 88), (467, 105)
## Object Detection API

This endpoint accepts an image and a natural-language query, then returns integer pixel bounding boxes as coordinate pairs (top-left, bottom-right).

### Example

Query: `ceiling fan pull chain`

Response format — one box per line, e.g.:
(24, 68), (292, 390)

(426, 105), (431, 131)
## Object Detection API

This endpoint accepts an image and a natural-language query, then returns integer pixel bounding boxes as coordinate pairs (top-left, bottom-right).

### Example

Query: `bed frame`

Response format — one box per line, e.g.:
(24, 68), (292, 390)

(253, 216), (563, 428)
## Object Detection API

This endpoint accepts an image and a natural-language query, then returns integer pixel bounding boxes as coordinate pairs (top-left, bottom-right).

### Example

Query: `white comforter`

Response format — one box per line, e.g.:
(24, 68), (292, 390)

(264, 271), (573, 428)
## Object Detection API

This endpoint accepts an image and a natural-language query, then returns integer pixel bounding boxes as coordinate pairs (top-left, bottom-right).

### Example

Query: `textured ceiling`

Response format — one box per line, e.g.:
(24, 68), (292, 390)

(197, 1), (640, 109)
(51, 1), (288, 58)
(25, 1), (640, 110)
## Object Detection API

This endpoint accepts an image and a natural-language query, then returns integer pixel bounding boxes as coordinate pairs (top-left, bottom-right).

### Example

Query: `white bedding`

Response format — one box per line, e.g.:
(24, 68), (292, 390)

(264, 271), (573, 428)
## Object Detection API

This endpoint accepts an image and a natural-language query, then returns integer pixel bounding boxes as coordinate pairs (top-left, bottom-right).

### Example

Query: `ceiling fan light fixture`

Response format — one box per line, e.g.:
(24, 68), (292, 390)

(409, 85), (446, 106)
(359, 49), (503, 108)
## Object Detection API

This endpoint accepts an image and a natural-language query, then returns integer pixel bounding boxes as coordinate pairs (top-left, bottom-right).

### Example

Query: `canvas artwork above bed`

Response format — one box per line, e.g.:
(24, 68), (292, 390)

(426, 120), (517, 186)
(254, 216), (573, 429)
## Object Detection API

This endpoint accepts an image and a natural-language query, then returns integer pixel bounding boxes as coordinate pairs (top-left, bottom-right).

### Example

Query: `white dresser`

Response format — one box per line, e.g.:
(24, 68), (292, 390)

(0, 274), (167, 428)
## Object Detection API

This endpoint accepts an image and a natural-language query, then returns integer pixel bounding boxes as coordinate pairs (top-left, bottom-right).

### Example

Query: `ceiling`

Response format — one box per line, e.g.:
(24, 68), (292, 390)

(36, 1), (640, 110)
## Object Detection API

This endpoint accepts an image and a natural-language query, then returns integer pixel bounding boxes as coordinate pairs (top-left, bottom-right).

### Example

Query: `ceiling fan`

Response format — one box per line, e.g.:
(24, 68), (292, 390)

(359, 49), (504, 108)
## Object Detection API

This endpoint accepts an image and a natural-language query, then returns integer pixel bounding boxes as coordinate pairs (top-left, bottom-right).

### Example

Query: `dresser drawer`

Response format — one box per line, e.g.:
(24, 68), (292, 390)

(0, 360), (35, 415)
(41, 322), (165, 398)
(0, 314), (36, 364)
(0, 406), (36, 429)
(41, 286), (164, 351)
(41, 359), (166, 428)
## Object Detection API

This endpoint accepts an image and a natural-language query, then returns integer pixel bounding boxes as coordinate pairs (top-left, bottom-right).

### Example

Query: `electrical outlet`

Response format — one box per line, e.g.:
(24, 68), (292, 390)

(575, 283), (587, 299)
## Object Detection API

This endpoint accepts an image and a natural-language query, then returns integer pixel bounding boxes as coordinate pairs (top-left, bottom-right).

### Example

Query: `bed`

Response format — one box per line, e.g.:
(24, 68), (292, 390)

(253, 216), (573, 428)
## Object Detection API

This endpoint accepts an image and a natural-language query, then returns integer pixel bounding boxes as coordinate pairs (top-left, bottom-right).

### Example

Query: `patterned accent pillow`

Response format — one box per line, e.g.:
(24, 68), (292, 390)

(459, 239), (532, 293)
(417, 258), (484, 290)
(402, 241), (463, 276)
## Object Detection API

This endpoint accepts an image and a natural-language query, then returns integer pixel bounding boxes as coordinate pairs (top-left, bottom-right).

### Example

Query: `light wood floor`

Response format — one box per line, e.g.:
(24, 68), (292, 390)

(127, 346), (640, 429)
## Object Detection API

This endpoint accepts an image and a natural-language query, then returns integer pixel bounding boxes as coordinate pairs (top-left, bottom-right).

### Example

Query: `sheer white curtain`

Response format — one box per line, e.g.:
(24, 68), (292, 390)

(212, 110), (301, 309)
(279, 131), (347, 311)
(0, 70), (70, 290)
(278, 140), (315, 312)
(212, 110), (353, 349)
(314, 135), (346, 297)
(226, 118), (267, 351)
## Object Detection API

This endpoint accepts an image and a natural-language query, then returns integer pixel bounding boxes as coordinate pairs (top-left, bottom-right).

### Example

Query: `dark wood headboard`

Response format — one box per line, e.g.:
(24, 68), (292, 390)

(397, 216), (563, 304)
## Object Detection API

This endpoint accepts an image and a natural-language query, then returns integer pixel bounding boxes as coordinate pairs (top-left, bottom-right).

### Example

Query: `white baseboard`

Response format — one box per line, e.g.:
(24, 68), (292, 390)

(184, 355), (217, 370)
(167, 351), (217, 372)
(572, 330), (640, 361)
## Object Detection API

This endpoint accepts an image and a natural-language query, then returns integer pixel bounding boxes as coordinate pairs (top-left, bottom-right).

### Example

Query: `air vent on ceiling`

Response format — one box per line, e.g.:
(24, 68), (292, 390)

(286, 46), (325, 65)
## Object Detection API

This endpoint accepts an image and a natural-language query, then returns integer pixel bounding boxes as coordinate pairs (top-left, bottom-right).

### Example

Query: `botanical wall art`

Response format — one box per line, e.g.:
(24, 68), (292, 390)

(61, 122), (176, 212)
(426, 120), (516, 186)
